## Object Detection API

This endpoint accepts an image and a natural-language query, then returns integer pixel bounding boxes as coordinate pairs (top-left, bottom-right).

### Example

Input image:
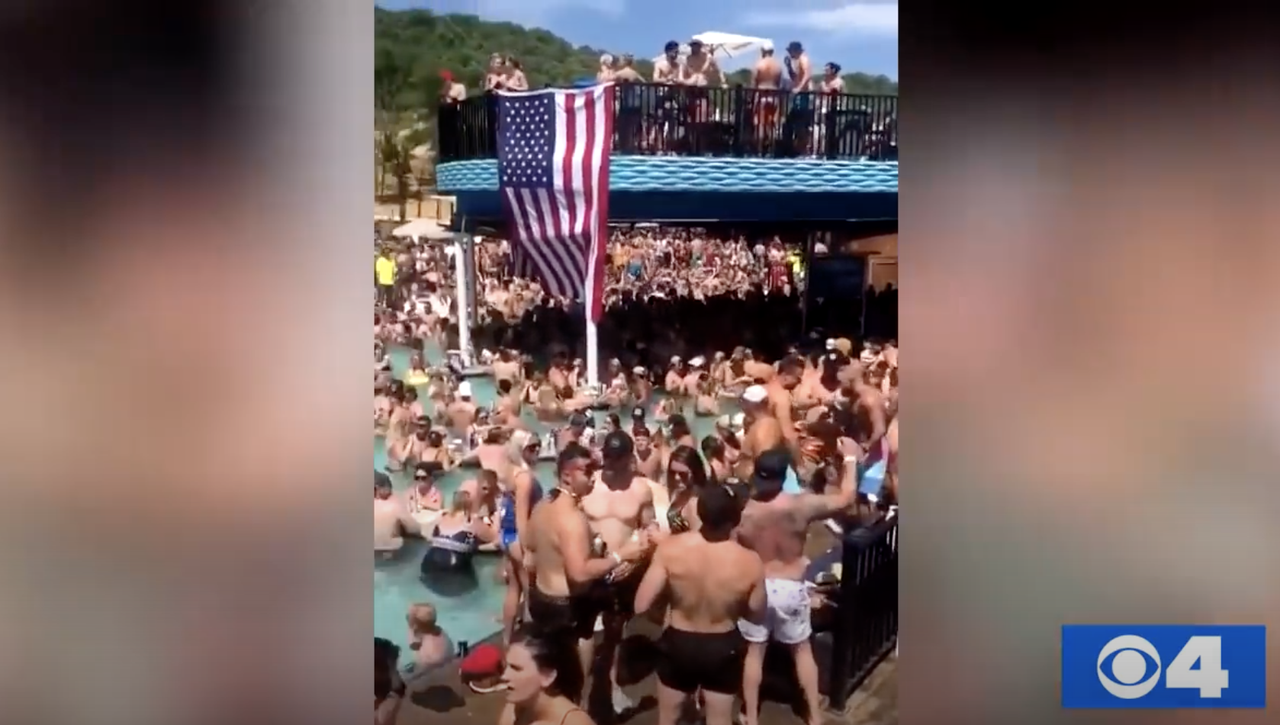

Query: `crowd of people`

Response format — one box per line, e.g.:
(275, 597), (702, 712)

(374, 225), (893, 367)
(374, 223), (900, 725)
(437, 40), (896, 160)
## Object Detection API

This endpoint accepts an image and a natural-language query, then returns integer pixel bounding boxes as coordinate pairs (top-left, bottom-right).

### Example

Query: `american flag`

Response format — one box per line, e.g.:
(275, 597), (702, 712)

(497, 84), (613, 322)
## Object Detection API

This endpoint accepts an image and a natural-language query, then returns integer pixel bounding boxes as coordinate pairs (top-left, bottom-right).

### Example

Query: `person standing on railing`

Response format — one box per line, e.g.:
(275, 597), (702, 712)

(437, 70), (467, 159)
(680, 38), (724, 148)
(506, 57), (529, 91)
(651, 41), (683, 153)
(597, 53), (615, 83)
(782, 41), (814, 156)
(485, 52), (508, 92)
(751, 41), (783, 150)
(815, 63), (845, 156)
(611, 54), (644, 152)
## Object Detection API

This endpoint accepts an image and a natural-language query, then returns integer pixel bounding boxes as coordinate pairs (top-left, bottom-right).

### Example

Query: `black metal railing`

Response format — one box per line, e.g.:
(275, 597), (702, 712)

(827, 514), (899, 710)
(436, 83), (897, 162)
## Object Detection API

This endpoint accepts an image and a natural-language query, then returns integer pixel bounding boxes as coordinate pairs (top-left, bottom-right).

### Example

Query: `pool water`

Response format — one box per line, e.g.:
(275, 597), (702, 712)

(373, 341), (736, 655)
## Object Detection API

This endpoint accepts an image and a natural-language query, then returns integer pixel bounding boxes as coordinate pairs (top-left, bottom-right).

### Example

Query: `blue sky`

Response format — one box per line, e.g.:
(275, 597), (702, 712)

(378, 0), (897, 79)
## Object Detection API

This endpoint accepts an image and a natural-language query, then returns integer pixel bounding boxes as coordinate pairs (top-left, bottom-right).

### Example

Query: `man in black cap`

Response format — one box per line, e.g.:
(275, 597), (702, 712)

(578, 429), (657, 715)
(735, 439), (860, 725)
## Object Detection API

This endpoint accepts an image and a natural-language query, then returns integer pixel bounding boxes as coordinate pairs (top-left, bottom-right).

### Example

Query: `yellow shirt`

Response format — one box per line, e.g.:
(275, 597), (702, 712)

(375, 256), (397, 286)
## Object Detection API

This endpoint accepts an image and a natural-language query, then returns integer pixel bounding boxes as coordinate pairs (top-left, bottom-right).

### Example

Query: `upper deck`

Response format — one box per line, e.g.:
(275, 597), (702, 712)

(435, 83), (898, 221)
(437, 83), (897, 163)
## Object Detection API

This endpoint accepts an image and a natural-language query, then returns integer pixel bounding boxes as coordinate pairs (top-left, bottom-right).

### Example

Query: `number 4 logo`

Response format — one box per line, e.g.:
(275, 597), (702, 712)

(1167, 636), (1230, 698)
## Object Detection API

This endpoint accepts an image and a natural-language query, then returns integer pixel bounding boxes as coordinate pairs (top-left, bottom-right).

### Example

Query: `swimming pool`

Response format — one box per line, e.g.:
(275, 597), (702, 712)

(374, 342), (734, 654)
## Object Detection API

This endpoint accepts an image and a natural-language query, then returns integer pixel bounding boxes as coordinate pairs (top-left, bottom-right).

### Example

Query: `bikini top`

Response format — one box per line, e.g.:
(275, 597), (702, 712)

(429, 523), (477, 553)
(666, 502), (691, 534)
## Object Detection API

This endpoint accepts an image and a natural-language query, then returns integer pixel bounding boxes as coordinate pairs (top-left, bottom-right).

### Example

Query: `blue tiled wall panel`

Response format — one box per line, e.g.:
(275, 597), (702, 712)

(437, 157), (897, 194)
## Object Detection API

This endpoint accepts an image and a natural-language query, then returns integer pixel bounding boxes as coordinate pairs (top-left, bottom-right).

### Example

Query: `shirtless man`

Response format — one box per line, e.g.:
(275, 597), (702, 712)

(632, 426), (663, 480)
(492, 379), (524, 428)
(578, 431), (657, 714)
(612, 54), (643, 82)
(741, 349), (775, 383)
(663, 356), (687, 397)
(735, 443), (859, 725)
(680, 39), (723, 131)
(557, 412), (591, 451)
(525, 443), (650, 704)
(736, 386), (785, 479)
(653, 40), (682, 84)
(783, 41), (813, 153)
(461, 427), (513, 482)
(446, 382), (478, 432)
(492, 349), (522, 387)
(374, 472), (420, 556)
(389, 416), (432, 471)
(845, 369), (889, 502)
(635, 484), (765, 725)
(682, 356), (706, 397)
(766, 355), (806, 461)
(751, 41), (783, 147)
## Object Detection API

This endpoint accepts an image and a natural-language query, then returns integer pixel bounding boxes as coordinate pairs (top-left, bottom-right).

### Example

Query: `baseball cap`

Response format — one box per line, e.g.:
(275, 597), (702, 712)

(786, 41), (803, 53)
(751, 448), (792, 499)
(458, 381), (473, 398)
(825, 338), (837, 351)
(664, 40), (679, 53)
(569, 412), (589, 428)
(697, 483), (743, 531)
(631, 405), (646, 420)
(761, 40), (774, 52)
(459, 644), (505, 691)
(742, 385), (768, 404)
(601, 430), (635, 460)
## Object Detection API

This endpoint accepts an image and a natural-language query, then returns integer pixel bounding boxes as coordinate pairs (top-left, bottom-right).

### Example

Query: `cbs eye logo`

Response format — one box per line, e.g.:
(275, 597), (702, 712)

(1097, 635), (1163, 698)
(1095, 634), (1229, 700)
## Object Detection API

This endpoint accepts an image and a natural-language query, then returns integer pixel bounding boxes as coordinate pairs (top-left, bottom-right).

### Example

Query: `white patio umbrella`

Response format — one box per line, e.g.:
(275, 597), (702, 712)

(651, 31), (773, 66)
(391, 218), (453, 241)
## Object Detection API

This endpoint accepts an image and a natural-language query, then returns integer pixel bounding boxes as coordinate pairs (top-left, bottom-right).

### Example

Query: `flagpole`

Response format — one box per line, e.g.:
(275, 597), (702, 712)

(585, 312), (600, 390)
(453, 229), (473, 367)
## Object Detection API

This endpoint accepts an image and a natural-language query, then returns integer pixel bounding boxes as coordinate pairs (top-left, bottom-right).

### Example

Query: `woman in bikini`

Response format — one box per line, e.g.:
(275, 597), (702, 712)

(497, 630), (594, 725)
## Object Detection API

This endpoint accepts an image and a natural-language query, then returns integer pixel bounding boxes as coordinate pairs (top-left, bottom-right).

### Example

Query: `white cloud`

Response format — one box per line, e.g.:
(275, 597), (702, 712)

(745, 1), (898, 37)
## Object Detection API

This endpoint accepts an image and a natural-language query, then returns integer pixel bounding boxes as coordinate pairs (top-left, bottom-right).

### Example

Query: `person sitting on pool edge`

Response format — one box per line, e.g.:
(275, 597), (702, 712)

(402, 603), (455, 689)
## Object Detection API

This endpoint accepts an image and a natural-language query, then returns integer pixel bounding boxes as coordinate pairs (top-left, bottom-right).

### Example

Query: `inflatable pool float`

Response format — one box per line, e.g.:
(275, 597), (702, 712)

(404, 371), (431, 386)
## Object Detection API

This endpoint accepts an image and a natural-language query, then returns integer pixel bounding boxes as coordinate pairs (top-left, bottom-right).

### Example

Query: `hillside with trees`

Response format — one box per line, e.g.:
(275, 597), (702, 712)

(376, 7), (898, 113)
(374, 6), (898, 212)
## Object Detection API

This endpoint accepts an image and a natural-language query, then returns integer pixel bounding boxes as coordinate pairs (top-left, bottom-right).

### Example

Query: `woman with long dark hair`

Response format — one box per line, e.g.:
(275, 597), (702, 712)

(497, 629), (594, 725)
(653, 445), (710, 534)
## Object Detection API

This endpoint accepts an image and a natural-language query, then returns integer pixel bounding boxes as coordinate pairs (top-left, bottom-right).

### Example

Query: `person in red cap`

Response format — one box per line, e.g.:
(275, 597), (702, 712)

(439, 69), (466, 105)
(458, 642), (505, 694)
